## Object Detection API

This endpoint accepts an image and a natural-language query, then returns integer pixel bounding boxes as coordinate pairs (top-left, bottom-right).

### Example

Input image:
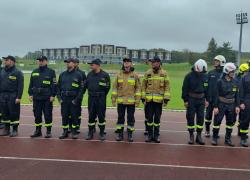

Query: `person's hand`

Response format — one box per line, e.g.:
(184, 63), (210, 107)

(213, 108), (219, 115)
(184, 102), (188, 108)
(235, 107), (240, 114)
(240, 104), (245, 110)
(15, 99), (21, 104)
(50, 97), (55, 102)
(163, 99), (169, 107)
(205, 101), (209, 108)
(29, 96), (33, 102)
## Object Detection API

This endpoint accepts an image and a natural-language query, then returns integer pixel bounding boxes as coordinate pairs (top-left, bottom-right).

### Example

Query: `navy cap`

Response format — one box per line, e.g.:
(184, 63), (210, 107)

(123, 58), (132, 62)
(64, 58), (77, 63)
(36, 56), (48, 61)
(2, 55), (16, 62)
(88, 59), (102, 65)
(152, 56), (161, 62)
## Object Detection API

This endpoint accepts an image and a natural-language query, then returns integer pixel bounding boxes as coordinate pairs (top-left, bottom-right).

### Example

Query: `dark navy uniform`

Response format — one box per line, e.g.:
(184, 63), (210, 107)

(57, 68), (84, 139)
(0, 63), (3, 129)
(239, 72), (250, 146)
(205, 68), (223, 134)
(182, 69), (208, 144)
(84, 68), (110, 140)
(212, 75), (239, 146)
(28, 64), (57, 138)
(0, 63), (24, 137)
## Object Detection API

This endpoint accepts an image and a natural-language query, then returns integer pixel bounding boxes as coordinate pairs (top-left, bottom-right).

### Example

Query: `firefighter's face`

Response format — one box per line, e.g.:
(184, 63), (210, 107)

(152, 61), (161, 69)
(214, 60), (220, 67)
(90, 64), (100, 71)
(4, 59), (14, 67)
(228, 71), (235, 78)
(123, 61), (132, 68)
(37, 60), (48, 67)
(66, 61), (75, 69)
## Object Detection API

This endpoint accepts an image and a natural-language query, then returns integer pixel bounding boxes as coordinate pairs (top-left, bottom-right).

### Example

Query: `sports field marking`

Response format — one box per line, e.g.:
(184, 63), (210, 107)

(0, 156), (249, 172)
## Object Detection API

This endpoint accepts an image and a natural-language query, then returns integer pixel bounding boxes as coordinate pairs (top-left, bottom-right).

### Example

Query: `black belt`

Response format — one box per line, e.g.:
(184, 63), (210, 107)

(33, 88), (50, 94)
(61, 91), (77, 97)
(188, 92), (205, 99)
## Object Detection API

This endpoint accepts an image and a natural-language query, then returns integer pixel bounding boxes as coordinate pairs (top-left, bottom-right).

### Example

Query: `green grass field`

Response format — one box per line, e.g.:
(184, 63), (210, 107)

(21, 63), (192, 110)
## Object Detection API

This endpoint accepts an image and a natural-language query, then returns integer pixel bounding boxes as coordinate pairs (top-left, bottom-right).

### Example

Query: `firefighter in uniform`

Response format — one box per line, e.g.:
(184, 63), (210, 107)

(142, 56), (170, 143)
(28, 56), (57, 138)
(57, 58), (84, 139)
(84, 59), (110, 141)
(0, 56), (24, 137)
(212, 63), (240, 147)
(239, 63), (250, 147)
(182, 59), (209, 145)
(72, 59), (86, 133)
(0, 59), (4, 129)
(111, 58), (141, 142)
(205, 55), (226, 137)
(235, 63), (249, 137)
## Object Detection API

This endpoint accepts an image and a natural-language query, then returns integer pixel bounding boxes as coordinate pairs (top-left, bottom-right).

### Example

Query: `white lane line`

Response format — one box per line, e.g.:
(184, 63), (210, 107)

(0, 156), (249, 172)
(1, 136), (249, 150)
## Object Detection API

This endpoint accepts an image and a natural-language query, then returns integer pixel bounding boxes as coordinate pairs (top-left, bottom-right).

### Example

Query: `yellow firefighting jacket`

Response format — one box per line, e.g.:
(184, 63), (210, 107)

(141, 68), (170, 103)
(111, 70), (141, 105)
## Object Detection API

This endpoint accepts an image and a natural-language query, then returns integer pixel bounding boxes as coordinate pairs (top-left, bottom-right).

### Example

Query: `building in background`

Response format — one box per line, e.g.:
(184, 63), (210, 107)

(42, 44), (171, 63)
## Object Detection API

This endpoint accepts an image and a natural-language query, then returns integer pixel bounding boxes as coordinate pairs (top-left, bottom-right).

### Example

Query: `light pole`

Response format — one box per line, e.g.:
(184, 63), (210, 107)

(236, 12), (248, 66)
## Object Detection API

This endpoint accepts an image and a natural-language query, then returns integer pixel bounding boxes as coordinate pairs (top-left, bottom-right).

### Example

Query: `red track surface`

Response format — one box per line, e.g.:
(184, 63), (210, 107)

(0, 105), (250, 180)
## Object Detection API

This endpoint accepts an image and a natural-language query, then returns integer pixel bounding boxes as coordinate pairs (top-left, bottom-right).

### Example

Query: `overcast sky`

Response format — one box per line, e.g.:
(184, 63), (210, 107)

(0, 0), (249, 57)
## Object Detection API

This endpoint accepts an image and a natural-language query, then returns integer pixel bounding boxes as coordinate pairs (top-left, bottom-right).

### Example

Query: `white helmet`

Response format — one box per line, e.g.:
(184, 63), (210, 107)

(194, 59), (207, 73)
(223, 63), (237, 74)
(214, 55), (226, 66)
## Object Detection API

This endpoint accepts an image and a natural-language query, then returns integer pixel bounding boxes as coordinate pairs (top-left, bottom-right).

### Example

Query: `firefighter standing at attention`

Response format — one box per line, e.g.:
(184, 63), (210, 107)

(212, 63), (240, 147)
(57, 58), (84, 139)
(0, 55), (24, 137)
(205, 55), (226, 137)
(182, 59), (209, 145)
(111, 58), (141, 142)
(141, 56), (170, 143)
(28, 56), (57, 138)
(84, 59), (110, 141)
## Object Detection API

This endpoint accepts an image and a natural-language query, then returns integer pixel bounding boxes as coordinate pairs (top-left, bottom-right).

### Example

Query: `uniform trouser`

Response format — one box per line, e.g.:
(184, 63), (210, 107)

(186, 97), (205, 133)
(61, 99), (79, 130)
(68, 104), (82, 129)
(0, 93), (20, 127)
(116, 104), (135, 133)
(144, 103), (149, 131)
(240, 101), (250, 140)
(205, 102), (214, 131)
(88, 95), (106, 131)
(33, 99), (53, 127)
(213, 103), (235, 138)
(145, 101), (163, 137)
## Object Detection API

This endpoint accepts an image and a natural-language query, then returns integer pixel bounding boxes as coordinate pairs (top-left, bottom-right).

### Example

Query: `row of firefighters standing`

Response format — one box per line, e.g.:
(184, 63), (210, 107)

(0, 55), (170, 143)
(182, 55), (250, 147)
(0, 55), (250, 147)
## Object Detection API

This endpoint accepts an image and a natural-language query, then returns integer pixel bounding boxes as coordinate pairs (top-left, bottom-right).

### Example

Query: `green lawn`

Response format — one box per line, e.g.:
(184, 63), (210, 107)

(21, 63), (192, 110)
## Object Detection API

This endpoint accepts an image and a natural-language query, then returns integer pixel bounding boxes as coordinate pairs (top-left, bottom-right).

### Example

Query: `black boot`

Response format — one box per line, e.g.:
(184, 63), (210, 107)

(71, 128), (78, 139)
(145, 126), (153, 142)
(10, 125), (18, 137)
(59, 129), (68, 139)
(99, 128), (106, 141)
(86, 129), (94, 140)
(31, 126), (42, 138)
(205, 125), (210, 138)
(0, 124), (10, 136)
(240, 138), (248, 147)
(225, 131), (234, 147)
(116, 132), (124, 141)
(76, 126), (80, 134)
(154, 135), (160, 143)
(196, 131), (205, 145)
(188, 131), (194, 145)
(44, 127), (52, 138)
(154, 126), (160, 143)
(211, 137), (218, 146)
(127, 131), (133, 142)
